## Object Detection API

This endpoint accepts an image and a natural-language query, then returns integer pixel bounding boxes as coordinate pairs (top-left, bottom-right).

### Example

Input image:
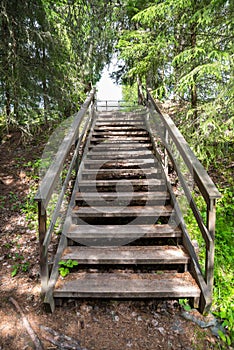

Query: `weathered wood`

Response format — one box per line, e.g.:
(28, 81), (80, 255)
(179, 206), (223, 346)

(83, 158), (156, 169)
(88, 148), (153, 155)
(40, 326), (85, 350)
(205, 199), (216, 292)
(72, 205), (174, 218)
(78, 179), (165, 188)
(92, 131), (149, 137)
(147, 91), (221, 203)
(40, 107), (210, 312)
(90, 136), (150, 143)
(61, 245), (189, 265)
(10, 298), (44, 350)
(160, 142), (213, 249)
(35, 89), (96, 208)
(38, 201), (48, 295)
(54, 272), (201, 299)
(81, 168), (160, 179)
(44, 234), (68, 313)
(162, 166), (211, 314)
(86, 150), (153, 159)
(67, 223), (181, 239)
(95, 121), (145, 126)
(75, 190), (167, 199)
(89, 143), (153, 150)
(94, 126), (146, 131)
(42, 137), (81, 254)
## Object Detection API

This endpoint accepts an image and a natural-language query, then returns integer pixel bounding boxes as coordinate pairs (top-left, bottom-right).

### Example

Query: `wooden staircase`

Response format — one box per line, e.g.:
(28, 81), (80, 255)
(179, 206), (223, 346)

(49, 110), (200, 307)
(36, 90), (221, 313)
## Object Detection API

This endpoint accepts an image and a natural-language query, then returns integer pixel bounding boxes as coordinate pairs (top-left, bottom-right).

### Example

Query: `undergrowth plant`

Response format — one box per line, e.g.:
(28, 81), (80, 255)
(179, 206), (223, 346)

(59, 259), (78, 277)
(184, 187), (234, 345)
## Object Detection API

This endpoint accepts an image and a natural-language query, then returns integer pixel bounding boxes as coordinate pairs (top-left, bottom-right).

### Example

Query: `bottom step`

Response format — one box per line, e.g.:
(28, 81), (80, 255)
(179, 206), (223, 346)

(54, 272), (200, 303)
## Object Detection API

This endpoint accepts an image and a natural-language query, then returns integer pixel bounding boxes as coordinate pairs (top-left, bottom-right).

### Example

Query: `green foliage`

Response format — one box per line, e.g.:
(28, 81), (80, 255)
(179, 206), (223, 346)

(0, 0), (119, 136)
(116, 0), (233, 131)
(184, 187), (234, 344)
(59, 259), (78, 277)
(179, 299), (192, 311)
(11, 261), (30, 277)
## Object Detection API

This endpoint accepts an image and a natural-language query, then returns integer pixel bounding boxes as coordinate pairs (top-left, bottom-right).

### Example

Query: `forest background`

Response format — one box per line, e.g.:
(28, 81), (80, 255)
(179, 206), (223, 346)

(0, 0), (233, 346)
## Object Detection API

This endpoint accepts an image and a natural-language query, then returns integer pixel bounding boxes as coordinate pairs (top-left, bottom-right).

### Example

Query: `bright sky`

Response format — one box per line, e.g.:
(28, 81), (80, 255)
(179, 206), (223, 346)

(96, 62), (122, 101)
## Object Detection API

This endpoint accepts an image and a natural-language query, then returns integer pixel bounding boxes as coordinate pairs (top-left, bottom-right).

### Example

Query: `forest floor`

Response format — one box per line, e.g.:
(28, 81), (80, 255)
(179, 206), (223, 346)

(0, 130), (227, 350)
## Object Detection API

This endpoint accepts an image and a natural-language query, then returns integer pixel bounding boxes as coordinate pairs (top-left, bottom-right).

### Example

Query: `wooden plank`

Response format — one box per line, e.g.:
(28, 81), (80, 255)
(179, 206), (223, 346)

(90, 137), (150, 142)
(75, 191), (169, 206)
(83, 158), (156, 169)
(81, 168), (161, 180)
(66, 223), (182, 239)
(87, 149), (153, 155)
(94, 126), (146, 131)
(34, 89), (95, 207)
(54, 272), (201, 299)
(86, 150), (153, 160)
(72, 205), (174, 218)
(97, 116), (145, 120)
(95, 121), (145, 126)
(147, 92), (221, 202)
(61, 245), (189, 264)
(92, 131), (149, 136)
(89, 143), (152, 150)
(78, 179), (165, 187)
(86, 150), (153, 159)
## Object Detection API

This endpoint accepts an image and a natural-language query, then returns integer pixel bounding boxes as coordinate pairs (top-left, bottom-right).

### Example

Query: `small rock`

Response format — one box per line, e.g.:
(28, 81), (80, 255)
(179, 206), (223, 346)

(137, 316), (142, 322)
(131, 312), (137, 317)
(126, 341), (133, 347)
(80, 304), (92, 313)
(114, 315), (119, 322)
(152, 319), (159, 327)
(156, 327), (165, 335)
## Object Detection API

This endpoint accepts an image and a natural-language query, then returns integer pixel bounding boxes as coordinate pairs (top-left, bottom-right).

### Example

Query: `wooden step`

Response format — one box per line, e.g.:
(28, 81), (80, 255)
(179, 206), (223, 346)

(92, 131), (149, 137)
(94, 126), (146, 131)
(87, 149), (153, 155)
(86, 150), (154, 160)
(88, 143), (152, 150)
(72, 205), (174, 219)
(90, 137), (150, 143)
(61, 245), (189, 265)
(95, 121), (145, 126)
(97, 116), (146, 121)
(81, 168), (161, 180)
(66, 224), (182, 241)
(87, 149), (153, 154)
(75, 191), (169, 206)
(54, 272), (201, 301)
(83, 159), (156, 169)
(78, 178), (165, 187)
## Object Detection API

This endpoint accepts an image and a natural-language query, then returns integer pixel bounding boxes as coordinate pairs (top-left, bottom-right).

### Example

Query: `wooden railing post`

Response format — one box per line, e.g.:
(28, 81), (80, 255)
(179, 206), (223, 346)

(38, 201), (48, 296)
(75, 129), (79, 175)
(205, 199), (216, 292)
(163, 128), (169, 175)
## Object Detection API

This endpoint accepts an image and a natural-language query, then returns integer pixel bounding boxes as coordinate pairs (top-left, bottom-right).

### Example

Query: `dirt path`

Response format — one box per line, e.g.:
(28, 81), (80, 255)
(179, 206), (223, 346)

(0, 133), (224, 350)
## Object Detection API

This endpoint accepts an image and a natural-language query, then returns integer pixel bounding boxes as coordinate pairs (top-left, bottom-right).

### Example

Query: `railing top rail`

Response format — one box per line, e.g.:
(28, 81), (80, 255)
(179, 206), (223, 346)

(147, 90), (221, 203)
(35, 88), (96, 208)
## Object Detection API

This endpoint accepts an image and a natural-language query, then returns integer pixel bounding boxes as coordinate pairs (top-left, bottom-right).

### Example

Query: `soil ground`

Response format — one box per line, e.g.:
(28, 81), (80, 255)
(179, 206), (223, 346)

(0, 131), (226, 350)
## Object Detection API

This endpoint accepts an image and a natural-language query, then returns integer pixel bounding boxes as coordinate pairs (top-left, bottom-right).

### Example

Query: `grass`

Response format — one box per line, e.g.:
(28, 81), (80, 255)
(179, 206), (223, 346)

(184, 186), (234, 346)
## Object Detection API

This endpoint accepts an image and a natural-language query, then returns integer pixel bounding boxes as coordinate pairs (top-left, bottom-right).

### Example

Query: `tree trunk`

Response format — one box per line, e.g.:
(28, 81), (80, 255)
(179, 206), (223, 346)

(191, 23), (198, 126)
(42, 46), (48, 124)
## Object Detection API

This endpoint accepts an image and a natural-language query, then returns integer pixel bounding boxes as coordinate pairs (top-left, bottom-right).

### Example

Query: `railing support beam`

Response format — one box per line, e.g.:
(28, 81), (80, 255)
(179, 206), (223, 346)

(38, 201), (48, 296)
(206, 199), (216, 291)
